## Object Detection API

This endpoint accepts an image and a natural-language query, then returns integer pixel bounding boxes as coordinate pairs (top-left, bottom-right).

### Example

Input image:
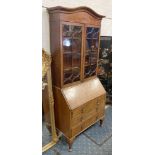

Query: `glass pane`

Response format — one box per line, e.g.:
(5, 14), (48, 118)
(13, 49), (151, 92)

(72, 53), (81, 67)
(72, 39), (81, 52)
(64, 67), (80, 84)
(63, 38), (72, 52)
(72, 67), (80, 82)
(86, 39), (99, 51)
(84, 64), (97, 78)
(64, 69), (72, 85)
(63, 53), (72, 69)
(91, 52), (98, 64)
(84, 27), (99, 78)
(84, 66), (91, 78)
(86, 27), (99, 39)
(62, 24), (82, 84)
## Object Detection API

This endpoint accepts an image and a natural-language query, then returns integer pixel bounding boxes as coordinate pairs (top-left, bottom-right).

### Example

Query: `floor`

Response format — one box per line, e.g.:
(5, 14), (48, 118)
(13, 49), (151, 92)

(42, 105), (112, 155)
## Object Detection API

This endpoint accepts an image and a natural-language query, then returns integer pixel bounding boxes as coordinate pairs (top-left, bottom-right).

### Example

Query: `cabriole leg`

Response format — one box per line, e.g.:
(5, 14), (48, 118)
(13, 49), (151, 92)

(100, 119), (103, 127)
(66, 137), (74, 152)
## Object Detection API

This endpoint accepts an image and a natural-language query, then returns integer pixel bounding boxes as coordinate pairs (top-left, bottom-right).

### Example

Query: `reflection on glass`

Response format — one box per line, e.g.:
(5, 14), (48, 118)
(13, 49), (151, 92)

(63, 38), (71, 47)
(87, 27), (99, 38)
(84, 64), (97, 78)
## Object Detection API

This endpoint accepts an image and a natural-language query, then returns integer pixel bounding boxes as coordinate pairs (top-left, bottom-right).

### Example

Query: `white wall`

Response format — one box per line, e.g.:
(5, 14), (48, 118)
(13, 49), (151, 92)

(42, 0), (112, 53)
(42, 8), (50, 53)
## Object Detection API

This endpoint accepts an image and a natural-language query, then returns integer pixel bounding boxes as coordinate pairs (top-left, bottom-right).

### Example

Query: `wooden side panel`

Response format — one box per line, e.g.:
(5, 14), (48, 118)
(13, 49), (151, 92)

(49, 13), (60, 22)
(49, 20), (62, 87)
(53, 86), (71, 137)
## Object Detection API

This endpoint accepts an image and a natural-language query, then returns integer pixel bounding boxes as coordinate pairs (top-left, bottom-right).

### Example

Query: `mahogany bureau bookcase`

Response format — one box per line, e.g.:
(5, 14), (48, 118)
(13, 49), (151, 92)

(47, 6), (106, 151)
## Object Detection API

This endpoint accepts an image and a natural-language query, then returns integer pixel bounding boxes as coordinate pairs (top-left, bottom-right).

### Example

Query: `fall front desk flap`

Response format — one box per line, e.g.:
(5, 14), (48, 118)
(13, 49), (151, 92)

(62, 78), (106, 110)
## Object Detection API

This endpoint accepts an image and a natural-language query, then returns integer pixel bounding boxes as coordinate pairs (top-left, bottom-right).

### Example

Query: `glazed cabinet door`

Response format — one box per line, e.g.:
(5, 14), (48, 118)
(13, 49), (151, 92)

(84, 26), (100, 79)
(62, 23), (83, 85)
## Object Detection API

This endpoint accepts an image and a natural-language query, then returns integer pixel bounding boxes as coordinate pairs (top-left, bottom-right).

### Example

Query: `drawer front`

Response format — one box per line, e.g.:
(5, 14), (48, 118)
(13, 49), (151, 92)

(83, 100), (96, 113)
(83, 108), (96, 120)
(71, 111), (104, 137)
(71, 123), (85, 136)
(96, 95), (105, 107)
(83, 111), (104, 130)
(96, 110), (104, 120)
(71, 96), (105, 128)
(71, 110), (96, 127)
(83, 114), (97, 129)
(96, 105), (104, 113)
(71, 115), (82, 126)
(72, 124), (82, 137)
(71, 95), (105, 117)
(71, 107), (83, 118)
(71, 99), (96, 119)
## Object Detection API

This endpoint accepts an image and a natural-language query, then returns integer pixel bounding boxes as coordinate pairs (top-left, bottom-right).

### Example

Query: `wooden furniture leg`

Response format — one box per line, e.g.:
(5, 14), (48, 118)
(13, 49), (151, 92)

(100, 119), (103, 127)
(56, 129), (62, 137)
(66, 137), (74, 152)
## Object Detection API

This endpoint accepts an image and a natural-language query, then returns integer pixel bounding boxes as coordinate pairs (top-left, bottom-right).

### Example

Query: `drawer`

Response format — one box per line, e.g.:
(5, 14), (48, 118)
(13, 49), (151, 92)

(72, 124), (81, 137)
(71, 95), (105, 120)
(71, 111), (104, 137)
(83, 108), (96, 120)
(96, 110), (104, 120)
(83, 100), (96, 113)
(71, 110), (96, 126)
(96, 105), (104, 112)
(71, 107), (83, 118)
(71, 123), (84, 137)
(96, 95), (105, 107)
(83, 114), (96, 129)
(71, 115), (82, 126)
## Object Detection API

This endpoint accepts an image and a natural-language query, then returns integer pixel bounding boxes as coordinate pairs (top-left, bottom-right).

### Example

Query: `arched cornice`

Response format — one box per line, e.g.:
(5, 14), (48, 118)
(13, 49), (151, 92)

(47, 6), (105, 19)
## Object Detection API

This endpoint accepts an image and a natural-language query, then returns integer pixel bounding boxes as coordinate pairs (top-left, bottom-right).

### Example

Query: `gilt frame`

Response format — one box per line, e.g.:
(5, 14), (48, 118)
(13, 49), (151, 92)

(42, 49), (58, 152)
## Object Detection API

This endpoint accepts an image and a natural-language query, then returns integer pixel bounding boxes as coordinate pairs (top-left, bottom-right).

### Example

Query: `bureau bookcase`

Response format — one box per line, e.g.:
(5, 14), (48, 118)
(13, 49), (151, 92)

(47, 6), (106, 151)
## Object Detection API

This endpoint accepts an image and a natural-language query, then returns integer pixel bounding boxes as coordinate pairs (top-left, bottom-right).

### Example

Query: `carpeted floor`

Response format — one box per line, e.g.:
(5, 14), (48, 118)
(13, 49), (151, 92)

(42, 105), (112, 155)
